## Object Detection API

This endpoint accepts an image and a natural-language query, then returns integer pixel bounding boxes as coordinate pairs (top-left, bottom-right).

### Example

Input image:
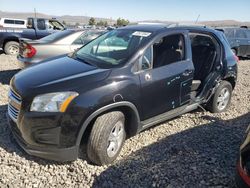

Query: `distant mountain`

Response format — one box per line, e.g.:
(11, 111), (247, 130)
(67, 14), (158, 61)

(139, 20), (250, 27)
(0, 10), (115, 25)
(0, 10), (250, 27)
(199, 20), (250, 27)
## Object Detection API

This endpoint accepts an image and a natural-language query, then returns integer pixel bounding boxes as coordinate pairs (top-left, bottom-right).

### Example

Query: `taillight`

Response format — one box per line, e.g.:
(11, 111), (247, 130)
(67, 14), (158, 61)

(234, 54), (239, 63)
(237, 162), (250, 186)
(23, 43), (36, 58)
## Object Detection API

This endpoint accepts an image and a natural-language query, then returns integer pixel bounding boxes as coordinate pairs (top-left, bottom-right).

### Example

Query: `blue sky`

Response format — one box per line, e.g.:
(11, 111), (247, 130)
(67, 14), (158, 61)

(0, 0), (250, 22)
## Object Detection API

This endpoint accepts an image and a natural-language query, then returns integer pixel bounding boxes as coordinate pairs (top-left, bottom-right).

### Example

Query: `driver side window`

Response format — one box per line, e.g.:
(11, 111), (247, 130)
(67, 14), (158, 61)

(139, 46), (153, 71)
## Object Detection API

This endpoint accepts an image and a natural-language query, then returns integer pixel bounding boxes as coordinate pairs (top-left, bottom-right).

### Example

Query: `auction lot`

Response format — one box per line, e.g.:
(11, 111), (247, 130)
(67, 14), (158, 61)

(0, 52), (249, 187)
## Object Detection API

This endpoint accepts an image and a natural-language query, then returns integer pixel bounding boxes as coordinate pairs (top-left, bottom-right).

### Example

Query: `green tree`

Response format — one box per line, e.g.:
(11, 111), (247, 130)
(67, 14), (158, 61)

(103, 21), (108, 27)
(62, 20), (66, 25)
(116, 18), (129, 27)
(97, 20), (104, 26)
(89, 17), (96, 25)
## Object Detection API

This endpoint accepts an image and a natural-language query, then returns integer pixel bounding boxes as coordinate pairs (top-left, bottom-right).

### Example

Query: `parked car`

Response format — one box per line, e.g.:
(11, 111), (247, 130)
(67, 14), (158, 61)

(221, 27), (250, 57)
(7, 25), (238, 165)
(0, 17), (65, 55)
(236, 123), (250, 188)
(0, 18), (27, 28)
(18, 29), (105, 68)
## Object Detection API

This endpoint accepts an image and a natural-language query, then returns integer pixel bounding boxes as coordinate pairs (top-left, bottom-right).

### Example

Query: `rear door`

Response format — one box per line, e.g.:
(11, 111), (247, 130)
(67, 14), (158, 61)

(138, 31), (194, 120)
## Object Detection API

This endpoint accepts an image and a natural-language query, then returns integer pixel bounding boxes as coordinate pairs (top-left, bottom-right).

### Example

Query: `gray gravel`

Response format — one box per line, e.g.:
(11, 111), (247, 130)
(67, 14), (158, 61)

(0, 52), (249, 188)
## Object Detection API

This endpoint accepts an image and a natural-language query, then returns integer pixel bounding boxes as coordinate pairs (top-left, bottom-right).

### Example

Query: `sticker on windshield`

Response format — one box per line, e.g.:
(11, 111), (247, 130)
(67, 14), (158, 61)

(132, 31), (151, 37)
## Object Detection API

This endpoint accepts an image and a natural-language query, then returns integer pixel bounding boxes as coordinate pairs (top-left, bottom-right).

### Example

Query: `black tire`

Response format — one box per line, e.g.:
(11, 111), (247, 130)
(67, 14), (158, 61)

(87, 111), (126, 165)
(4, 41), (19, 55)
(206, 81), (232, 113)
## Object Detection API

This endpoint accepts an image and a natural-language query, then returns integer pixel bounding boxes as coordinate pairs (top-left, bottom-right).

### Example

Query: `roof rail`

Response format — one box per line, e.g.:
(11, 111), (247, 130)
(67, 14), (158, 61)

(168, 22), (206, 28)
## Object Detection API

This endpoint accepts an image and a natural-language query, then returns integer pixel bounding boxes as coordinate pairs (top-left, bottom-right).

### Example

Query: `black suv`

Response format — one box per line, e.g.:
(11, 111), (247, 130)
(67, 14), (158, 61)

(221, 27), (250, 57)
(7, 25), (238, 165)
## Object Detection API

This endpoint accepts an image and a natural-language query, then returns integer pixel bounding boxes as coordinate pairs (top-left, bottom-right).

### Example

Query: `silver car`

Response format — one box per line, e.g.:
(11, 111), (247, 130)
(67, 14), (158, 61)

(18, 29), (105, 68)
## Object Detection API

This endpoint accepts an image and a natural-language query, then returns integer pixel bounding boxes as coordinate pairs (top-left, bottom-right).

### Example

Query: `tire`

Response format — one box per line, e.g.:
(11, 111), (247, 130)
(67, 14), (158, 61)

(4, 41), (19, 55)
(87, 111), (126, 165)
(206, 81), (232, 113)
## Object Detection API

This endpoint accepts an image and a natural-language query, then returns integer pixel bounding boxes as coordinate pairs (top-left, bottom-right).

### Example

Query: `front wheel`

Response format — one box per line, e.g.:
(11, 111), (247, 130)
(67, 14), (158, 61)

(87, 111), (126, 165)
(206, 81), (232, 113)
(4, 41), (19, 55)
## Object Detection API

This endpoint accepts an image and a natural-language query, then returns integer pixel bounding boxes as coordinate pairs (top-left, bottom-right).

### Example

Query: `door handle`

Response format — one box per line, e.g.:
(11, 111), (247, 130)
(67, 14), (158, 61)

(183, 69), (193, 76)
(145, 73), (152, 81)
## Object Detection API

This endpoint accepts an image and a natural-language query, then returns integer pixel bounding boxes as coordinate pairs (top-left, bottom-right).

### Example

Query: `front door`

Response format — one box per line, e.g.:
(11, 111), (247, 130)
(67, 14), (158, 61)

(138, 32), (194, 120)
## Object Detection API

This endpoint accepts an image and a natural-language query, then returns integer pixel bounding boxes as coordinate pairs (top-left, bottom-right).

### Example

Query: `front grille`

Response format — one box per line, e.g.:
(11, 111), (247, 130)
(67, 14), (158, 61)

(8, 88), (22, 123)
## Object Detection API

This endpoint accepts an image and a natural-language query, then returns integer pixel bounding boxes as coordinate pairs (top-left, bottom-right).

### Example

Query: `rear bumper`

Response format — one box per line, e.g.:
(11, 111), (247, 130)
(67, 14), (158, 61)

(7, 113), (78, 162)
(17, 55), (39, 68)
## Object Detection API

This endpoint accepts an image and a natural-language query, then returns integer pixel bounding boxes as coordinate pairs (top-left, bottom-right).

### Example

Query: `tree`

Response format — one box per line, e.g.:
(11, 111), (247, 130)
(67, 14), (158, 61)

(62, 20), (66, 25)
(116, 18), (129, 27)
(89, 17), (96, 26)
(103, 21), (108, 27)
(96, 20), (108, 27)
(97, 20), (104, 26)
(75, 22), (80, 27)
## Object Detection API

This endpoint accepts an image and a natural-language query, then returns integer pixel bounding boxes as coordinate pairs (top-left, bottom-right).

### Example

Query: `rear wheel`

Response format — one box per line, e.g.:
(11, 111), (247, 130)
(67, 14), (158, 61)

(206, 81), (232, 113)
(4, 41), (19, 55)
(87, 111), (126, 165)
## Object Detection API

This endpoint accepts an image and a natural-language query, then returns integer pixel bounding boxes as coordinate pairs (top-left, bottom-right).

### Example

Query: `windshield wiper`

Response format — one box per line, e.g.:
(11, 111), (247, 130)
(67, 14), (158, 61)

(74, 54), (94, 66)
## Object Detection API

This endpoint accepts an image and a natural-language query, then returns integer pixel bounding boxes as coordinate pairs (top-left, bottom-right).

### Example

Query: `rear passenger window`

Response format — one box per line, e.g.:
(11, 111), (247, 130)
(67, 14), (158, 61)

(73, 32), (101, 45)
(153, 34), (185, 68)
(4, 19), (14, 24)
(236, 29), (247, 38)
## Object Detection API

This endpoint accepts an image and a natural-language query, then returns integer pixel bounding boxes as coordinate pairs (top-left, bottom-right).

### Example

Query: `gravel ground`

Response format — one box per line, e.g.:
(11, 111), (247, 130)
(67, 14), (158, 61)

(0, 52), (249, 188)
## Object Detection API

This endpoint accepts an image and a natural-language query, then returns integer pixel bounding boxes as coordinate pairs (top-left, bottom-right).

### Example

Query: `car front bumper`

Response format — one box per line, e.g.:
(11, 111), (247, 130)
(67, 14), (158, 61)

(7, 113), (79, 162)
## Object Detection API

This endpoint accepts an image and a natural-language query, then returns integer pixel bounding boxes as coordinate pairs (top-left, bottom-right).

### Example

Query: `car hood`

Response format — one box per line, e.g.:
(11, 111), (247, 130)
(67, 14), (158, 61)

(12, 55), (111, 97)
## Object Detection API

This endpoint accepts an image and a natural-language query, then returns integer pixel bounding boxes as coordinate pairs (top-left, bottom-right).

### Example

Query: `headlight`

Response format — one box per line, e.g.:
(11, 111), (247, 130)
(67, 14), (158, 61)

(30, 92), (78, 112)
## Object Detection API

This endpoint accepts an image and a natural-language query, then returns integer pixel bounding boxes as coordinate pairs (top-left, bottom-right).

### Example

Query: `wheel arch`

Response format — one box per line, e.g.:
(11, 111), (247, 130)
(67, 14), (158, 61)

(3, 36), (19, 48)
(224, 76), (236, 90)
(76, 101), (141, 146)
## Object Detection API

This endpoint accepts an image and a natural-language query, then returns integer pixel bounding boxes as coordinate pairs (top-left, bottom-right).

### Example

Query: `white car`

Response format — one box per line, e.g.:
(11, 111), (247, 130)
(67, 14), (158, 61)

(0, 18), (27, 28)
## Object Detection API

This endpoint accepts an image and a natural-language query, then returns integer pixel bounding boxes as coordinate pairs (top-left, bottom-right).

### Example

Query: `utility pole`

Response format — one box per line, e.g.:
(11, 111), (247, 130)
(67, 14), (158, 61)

(34, 8), (37, 18)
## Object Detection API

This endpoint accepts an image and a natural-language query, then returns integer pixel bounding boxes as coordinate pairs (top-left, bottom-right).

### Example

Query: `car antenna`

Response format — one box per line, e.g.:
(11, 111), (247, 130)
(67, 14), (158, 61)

(195, 14), (200, 24)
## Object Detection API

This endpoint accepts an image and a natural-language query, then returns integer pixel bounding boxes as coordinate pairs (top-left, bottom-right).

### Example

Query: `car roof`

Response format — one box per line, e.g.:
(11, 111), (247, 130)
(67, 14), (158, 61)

(119, 24), (220, 35)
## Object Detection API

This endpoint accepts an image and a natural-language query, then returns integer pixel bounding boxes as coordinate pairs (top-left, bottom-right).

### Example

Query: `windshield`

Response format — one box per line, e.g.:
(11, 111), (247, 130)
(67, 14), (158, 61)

(40, 30), (73, 42)
(75, 29), (152, 67)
